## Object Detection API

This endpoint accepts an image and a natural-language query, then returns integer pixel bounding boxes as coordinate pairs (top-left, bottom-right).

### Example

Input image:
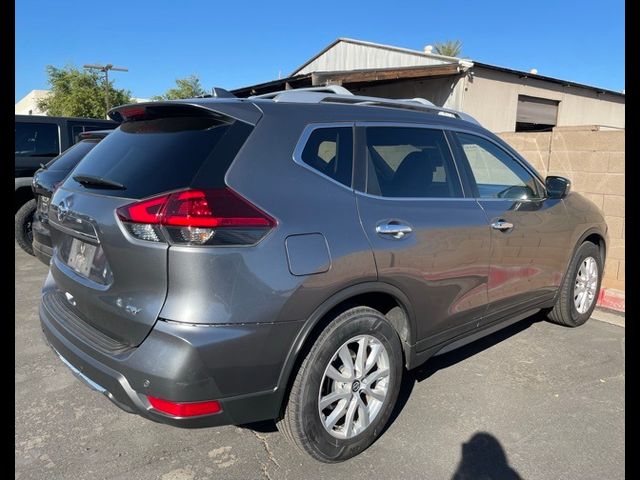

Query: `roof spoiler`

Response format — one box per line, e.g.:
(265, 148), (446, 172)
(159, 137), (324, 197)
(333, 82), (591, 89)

(108, 100), (262, 125)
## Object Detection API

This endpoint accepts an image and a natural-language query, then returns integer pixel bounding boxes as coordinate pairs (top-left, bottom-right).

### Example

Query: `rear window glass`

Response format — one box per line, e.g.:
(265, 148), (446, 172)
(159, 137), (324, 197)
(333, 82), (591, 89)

(15, 122), (60, 157)
(46, 140), (99, 171)
(65, 116), (248, 199)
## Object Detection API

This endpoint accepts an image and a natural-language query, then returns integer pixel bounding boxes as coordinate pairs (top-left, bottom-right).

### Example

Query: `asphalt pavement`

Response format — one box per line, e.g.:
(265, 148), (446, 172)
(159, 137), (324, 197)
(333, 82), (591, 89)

(15, 244), (625, 479)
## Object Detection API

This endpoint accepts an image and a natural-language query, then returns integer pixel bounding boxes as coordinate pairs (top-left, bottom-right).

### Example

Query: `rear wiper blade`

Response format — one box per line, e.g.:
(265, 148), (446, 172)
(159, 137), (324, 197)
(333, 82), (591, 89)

(72, 174), (126, 190)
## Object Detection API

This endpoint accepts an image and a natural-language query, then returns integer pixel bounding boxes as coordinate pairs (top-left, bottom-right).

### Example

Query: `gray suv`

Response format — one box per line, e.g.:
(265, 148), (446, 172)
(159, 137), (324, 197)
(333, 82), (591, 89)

(39, 86), (607, 462)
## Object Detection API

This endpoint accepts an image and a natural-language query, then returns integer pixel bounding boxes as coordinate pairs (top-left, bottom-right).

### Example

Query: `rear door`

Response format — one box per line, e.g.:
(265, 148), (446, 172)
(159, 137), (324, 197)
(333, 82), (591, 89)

(354, 124), (491, 347)
(48, 105), (256, 346)
(450, 131), (571, 323)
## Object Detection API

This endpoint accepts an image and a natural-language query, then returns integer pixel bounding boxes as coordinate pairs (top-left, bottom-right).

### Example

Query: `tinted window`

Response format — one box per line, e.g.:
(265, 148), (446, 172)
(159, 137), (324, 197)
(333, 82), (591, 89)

(300, 127), (353, 187)
(365, 127), (462, 198)
(66, 116), (251, 199)
(456, 133), (541, 200)
(15, 122), (60, 157)
(46, 140), (99, 171)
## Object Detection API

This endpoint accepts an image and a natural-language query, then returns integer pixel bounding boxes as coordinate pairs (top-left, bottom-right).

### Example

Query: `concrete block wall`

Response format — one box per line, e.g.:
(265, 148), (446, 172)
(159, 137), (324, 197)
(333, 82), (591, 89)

(498, 126), (625, 310)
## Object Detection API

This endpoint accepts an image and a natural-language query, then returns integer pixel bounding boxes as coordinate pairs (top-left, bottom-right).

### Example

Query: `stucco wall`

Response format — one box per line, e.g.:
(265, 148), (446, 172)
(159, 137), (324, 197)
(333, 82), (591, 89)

(468, 67), (625, 133)
(499, 127), (625, 296)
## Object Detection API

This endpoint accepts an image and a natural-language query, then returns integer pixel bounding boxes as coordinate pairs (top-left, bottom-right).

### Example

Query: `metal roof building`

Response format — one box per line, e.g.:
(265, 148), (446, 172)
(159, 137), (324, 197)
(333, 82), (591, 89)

(233, 38), (625, 133)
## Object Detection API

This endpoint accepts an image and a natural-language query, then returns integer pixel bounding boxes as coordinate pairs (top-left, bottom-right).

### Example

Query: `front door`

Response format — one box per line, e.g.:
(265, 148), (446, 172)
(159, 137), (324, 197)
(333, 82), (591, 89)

(450, 131), (572, 323)
(355, 125), (491, 347)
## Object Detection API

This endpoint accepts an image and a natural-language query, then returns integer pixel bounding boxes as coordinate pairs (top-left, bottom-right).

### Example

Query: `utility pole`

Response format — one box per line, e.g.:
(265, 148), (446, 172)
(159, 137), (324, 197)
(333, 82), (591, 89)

(83, 64), (129, 118)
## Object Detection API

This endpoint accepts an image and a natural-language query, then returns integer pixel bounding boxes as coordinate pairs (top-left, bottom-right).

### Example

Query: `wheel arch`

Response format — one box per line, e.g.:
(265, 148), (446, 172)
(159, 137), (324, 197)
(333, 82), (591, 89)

(559, 227), (607, 292)
(273, 281), (416, 413)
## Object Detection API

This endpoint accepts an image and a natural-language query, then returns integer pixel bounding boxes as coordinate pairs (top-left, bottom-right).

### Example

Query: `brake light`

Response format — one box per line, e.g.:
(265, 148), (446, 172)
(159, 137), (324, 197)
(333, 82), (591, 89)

(147, 396), (222, 417)
(116, 188), (276, 245)
(119, 106), (147, 120)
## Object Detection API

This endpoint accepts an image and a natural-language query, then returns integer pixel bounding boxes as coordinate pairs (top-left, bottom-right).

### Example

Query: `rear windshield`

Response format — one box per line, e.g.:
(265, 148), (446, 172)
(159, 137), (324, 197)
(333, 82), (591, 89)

(46, 140), (99, 171)
(65, 115), (251, 199)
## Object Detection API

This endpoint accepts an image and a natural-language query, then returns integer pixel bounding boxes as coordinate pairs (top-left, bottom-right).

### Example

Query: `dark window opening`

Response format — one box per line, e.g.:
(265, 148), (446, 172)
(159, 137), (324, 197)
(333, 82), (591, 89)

(515, 95), (559, 132)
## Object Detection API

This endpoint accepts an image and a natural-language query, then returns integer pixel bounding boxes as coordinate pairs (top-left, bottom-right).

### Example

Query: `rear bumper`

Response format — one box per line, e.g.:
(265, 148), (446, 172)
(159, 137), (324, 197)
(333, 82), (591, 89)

(32, 218), (52, 265)
(39, 283), (303, 428)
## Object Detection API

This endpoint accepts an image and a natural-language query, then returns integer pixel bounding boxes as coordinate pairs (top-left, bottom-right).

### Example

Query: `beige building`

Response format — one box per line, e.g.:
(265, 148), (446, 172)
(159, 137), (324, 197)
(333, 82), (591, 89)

(234, 38), (624, 134)
(15, 90), (150, 116)
(14, 89), (50, 115)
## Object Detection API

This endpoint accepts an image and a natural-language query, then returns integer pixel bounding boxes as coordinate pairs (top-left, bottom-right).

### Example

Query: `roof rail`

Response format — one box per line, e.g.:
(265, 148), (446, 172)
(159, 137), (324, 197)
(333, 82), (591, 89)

(194, 87), (236, 99)
(250, 85), (353, 99)
(250, 86), (480, 125)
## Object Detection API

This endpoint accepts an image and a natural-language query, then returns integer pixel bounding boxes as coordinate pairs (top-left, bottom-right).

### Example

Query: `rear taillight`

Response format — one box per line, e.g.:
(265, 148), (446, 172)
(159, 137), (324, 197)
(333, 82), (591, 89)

(116, 188), (276, 246)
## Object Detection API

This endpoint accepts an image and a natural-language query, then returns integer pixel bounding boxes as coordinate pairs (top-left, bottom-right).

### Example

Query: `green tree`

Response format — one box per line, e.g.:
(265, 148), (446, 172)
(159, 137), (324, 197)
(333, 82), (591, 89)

(37, 65), (131, 119)
(152, 75), (206, 100)
(433, 40), (463, 57)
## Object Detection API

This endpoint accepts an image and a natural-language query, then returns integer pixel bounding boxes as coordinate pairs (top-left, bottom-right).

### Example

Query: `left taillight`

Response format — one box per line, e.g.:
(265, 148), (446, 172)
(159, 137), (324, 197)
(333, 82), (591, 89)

(116, 187), (276, 246)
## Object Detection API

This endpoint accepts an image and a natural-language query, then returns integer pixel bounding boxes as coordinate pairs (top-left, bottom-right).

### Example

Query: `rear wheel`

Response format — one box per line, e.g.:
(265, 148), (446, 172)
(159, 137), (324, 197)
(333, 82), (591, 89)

(277, 306), (403, 462)
(547, 241), (602, 327)
(15, 199), (36, 256)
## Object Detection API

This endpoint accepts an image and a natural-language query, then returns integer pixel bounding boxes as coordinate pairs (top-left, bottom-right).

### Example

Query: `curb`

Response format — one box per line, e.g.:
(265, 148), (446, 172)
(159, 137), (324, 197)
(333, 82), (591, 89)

(597, 288), (625, 313)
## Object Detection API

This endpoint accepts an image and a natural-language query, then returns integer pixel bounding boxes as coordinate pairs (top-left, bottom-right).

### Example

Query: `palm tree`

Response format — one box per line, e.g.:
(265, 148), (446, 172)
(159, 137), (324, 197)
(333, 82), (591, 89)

(433, 40), (463, 57)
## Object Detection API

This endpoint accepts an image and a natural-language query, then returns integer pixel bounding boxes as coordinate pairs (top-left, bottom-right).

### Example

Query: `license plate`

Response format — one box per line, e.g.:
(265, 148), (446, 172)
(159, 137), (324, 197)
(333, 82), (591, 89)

(67, 238), (97, 277)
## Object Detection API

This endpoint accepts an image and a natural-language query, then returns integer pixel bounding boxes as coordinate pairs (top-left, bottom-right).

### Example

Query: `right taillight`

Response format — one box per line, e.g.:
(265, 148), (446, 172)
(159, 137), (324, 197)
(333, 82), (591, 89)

(116, 187), (276, 246)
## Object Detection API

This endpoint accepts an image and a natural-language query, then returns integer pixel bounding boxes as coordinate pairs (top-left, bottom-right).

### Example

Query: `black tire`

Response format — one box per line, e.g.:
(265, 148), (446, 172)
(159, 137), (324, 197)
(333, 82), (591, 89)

(15, 199), (36, 256)
(547, 241), (602, 327)
(277, 306), (403, 463)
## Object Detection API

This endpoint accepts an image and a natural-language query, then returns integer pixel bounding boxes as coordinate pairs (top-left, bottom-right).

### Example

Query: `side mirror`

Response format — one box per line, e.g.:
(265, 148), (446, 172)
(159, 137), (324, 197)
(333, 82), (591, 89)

(545, 176), (571, 199)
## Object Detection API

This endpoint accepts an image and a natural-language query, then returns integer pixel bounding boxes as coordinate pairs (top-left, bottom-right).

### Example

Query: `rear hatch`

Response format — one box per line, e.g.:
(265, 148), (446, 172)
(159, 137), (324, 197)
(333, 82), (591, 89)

(47, 102), (260, 346)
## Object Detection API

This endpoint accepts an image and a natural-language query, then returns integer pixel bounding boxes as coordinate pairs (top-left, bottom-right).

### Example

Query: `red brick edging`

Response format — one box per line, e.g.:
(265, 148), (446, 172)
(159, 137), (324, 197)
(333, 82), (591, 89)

(597, 288), (625, 312)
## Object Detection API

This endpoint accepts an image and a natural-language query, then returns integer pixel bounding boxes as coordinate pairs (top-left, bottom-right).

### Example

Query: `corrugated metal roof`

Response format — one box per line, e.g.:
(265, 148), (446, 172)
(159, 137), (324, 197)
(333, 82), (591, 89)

(290, 38), (624, 98)
(291, 38), (457, 76)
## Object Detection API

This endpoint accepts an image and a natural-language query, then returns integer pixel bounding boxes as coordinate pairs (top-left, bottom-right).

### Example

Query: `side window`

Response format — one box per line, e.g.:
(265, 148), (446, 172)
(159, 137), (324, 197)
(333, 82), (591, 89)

(15, 122), (60, 157)
(300, 127), (353, 187)
(364, 127), (462, 198)
(455, 133), (542, 200)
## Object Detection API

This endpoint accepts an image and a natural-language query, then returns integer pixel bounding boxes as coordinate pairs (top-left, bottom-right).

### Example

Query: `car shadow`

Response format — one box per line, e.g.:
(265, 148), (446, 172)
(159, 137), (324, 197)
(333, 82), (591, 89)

(385, 312), (544, 433)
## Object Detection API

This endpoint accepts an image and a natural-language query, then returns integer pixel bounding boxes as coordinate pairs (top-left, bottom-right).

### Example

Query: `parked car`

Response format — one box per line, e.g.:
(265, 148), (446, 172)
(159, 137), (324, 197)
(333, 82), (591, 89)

(31, 130), (112, 265)
(39, 87), (607, 463)
(15, 114), (117, 256)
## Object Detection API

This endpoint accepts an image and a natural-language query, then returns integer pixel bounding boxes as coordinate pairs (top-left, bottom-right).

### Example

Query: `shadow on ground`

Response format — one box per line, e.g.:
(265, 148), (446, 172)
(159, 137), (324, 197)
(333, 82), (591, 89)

(243, 312), (544, 443)
(451, 431), (522, 479)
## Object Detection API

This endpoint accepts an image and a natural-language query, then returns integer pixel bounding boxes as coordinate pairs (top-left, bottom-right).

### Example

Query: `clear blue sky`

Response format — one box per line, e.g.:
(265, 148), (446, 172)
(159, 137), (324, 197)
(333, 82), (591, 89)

(15, 0), (625, 101)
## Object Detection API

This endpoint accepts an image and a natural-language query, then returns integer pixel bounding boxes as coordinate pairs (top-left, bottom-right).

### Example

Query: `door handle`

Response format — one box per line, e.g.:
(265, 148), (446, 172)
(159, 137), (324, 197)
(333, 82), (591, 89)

(376, 222), (413, 239)
(491, 220), (514, 231)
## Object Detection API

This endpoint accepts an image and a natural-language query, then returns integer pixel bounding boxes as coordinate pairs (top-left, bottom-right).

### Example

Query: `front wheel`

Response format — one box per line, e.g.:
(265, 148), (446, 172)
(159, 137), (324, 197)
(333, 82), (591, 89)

(277, 306), (403, 462)
(15, 199), (36, 256)
(547, 241), (602, 327)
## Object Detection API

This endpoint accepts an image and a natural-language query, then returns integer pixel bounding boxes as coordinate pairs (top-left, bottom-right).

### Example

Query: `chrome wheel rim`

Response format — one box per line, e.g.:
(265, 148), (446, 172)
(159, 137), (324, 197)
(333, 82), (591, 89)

(318, 335), (390, 439)
(574, 256), (598, 314)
